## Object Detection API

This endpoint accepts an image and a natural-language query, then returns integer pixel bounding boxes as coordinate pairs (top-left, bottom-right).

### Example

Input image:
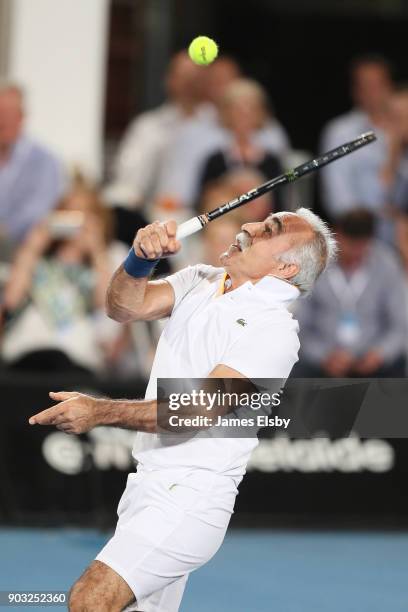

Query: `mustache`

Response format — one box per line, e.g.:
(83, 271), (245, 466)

(235, 230), (252, 251)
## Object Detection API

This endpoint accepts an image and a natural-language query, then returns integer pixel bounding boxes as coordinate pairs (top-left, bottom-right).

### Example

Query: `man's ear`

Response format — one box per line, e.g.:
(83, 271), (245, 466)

(277, 261), (299, 280)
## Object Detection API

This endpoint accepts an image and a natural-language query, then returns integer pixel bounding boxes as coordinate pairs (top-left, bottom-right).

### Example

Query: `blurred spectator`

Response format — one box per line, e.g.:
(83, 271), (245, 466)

(199, 177), (237, 217)
(155, 67), (290, 215)
(320, 55), (395, 219)
(0, 81), (64, 243)
(198, 80), (282, 211)
(380, 86), (408, 266)
(0, 175), (128, 375)
(383, 86), (408, 210)
(195, 179), (243, 267)
(201, 167), (274, 222)
(190, 169), (272, 267)
(294, 210), (407, 377)
(202, 216), (243, 268)
(396, 217), (408, 274)
(104, 51), (206, 212)
(203, 56), (241, 109)
(223, 168), (274, 221)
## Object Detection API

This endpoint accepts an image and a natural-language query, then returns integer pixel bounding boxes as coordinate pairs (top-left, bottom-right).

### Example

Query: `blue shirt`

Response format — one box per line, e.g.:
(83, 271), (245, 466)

(296, 241), (407, 364)
(0, 136), (65, 241)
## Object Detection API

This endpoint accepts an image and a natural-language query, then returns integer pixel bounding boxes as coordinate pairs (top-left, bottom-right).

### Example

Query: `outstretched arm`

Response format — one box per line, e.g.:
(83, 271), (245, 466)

(28, 365), (247, 434)
(106, 219), (181, 323)
(29, 391), (158, 434)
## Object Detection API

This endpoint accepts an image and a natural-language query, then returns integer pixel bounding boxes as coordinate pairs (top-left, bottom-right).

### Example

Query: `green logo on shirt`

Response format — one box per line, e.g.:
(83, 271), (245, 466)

(236, 318), (247, 327)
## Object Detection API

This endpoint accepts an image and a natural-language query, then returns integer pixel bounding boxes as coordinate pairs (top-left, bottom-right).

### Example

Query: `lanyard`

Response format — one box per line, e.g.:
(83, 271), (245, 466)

(327, 266), (369, 310)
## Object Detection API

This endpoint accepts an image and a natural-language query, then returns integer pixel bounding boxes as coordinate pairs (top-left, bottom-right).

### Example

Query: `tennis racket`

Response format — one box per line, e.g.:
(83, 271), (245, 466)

(176, 131), (376, 240)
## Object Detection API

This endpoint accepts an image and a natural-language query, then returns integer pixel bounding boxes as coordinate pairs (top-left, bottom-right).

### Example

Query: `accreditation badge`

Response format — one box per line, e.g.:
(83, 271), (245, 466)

(336, 311), (361, 347)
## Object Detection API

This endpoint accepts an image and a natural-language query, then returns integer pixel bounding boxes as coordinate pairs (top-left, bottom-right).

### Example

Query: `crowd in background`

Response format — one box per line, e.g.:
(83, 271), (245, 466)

(0, 51), (407, 378)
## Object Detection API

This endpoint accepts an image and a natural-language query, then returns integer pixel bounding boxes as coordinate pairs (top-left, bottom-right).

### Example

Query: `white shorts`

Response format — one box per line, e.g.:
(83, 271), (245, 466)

(96, 466), (238, 612)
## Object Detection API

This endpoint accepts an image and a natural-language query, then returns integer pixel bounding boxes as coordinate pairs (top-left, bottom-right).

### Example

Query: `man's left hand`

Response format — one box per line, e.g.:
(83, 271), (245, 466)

(29, 392), (102, 434)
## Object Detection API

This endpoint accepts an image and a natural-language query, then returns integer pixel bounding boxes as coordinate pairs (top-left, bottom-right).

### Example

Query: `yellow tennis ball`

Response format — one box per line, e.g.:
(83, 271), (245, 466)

(188, 36), (218, 66)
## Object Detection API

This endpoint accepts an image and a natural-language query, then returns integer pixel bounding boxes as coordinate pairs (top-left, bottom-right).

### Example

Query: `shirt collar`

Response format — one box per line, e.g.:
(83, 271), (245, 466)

(0, 135), (31, 174)
(253, 275), (300, 305)
(10, 135), (31, 160)
(217, 271), (300, 305)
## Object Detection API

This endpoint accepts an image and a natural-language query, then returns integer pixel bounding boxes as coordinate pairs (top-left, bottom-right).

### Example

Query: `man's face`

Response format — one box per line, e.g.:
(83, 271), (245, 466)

(204, 59), (240, 104)
(351, 63), (393, 114)
(221, 95), (265, 136)
(166, 53), (202, 102)
(390, 91), (408, 143)
(337, 233), (371, 270)
(0, 91), (23, 148)
(220, 213), (315, 282)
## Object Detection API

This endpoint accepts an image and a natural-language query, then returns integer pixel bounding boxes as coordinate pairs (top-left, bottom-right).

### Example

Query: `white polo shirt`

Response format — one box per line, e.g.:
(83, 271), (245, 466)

(133, 264), (300, 478)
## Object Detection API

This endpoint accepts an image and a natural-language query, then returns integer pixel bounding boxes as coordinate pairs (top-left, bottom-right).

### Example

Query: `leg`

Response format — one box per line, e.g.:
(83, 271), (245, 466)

(130, 575), (188, 612)
(95, 469), (235, 611)
(69, 560), (135, 612)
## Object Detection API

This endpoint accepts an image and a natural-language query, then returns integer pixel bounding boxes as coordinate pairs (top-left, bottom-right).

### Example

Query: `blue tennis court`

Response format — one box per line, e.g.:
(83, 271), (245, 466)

(1, 528), (407, 611)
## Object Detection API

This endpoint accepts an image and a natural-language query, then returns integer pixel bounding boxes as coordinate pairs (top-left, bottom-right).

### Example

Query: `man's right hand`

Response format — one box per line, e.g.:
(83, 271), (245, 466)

(133, 220), (181, 260)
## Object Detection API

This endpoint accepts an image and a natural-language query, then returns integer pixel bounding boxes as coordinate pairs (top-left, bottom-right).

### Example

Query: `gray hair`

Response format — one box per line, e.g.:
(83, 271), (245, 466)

(278, 207), (337, 294)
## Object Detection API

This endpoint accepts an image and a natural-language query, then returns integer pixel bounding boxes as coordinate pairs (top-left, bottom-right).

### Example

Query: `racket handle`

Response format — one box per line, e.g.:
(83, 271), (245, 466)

(176, 217), (203, 240)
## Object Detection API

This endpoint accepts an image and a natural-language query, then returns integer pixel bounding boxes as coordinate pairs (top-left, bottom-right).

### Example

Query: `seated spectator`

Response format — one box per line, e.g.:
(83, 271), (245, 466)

(193, 179), (243, 267)
(103, 51), (205, 214)
(0, 81), (64, 243)
(192, 170), (273, 267)
(201, 216), (243, 268)
(155, 69), (290, 215)
(380, 86), (408, 262)
(198, 80), (283, 210)
(203, 56), (241, 114)
(211, 170), (277, 223)
(320, 55), (395, 220)
(396, 218), (408, 273)
(382, 86), (408, 209)
(0, 175), (128, 375)
(294, 210), (407, 377)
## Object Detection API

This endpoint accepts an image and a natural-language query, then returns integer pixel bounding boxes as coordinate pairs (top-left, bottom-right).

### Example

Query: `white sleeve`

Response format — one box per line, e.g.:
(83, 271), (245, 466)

(165, 265), (202, 310)
(220, 321), (300, 380)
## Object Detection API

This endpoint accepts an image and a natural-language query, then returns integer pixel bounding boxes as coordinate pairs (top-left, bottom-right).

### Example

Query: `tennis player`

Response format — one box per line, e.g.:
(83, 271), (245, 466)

(29, 209), (336, 612)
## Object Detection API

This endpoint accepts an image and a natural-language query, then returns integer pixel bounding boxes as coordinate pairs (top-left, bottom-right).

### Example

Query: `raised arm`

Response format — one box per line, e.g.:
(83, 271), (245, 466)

(3, 221), (51, 311)
(106, 219), (180, 322)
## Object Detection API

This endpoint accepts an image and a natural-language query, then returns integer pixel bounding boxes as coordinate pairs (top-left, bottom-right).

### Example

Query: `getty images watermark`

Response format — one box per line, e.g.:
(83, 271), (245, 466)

(158, 377), (408, 439)
(156, 379), (290, 434)
(167, 388), (290, 429)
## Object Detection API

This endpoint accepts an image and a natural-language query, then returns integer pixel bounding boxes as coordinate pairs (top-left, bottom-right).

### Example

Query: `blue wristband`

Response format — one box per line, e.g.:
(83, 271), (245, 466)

(123, 248), (159, 278)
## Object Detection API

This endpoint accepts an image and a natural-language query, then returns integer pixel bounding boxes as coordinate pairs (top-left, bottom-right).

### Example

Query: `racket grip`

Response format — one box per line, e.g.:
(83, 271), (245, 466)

(176, 217), (203, 240)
